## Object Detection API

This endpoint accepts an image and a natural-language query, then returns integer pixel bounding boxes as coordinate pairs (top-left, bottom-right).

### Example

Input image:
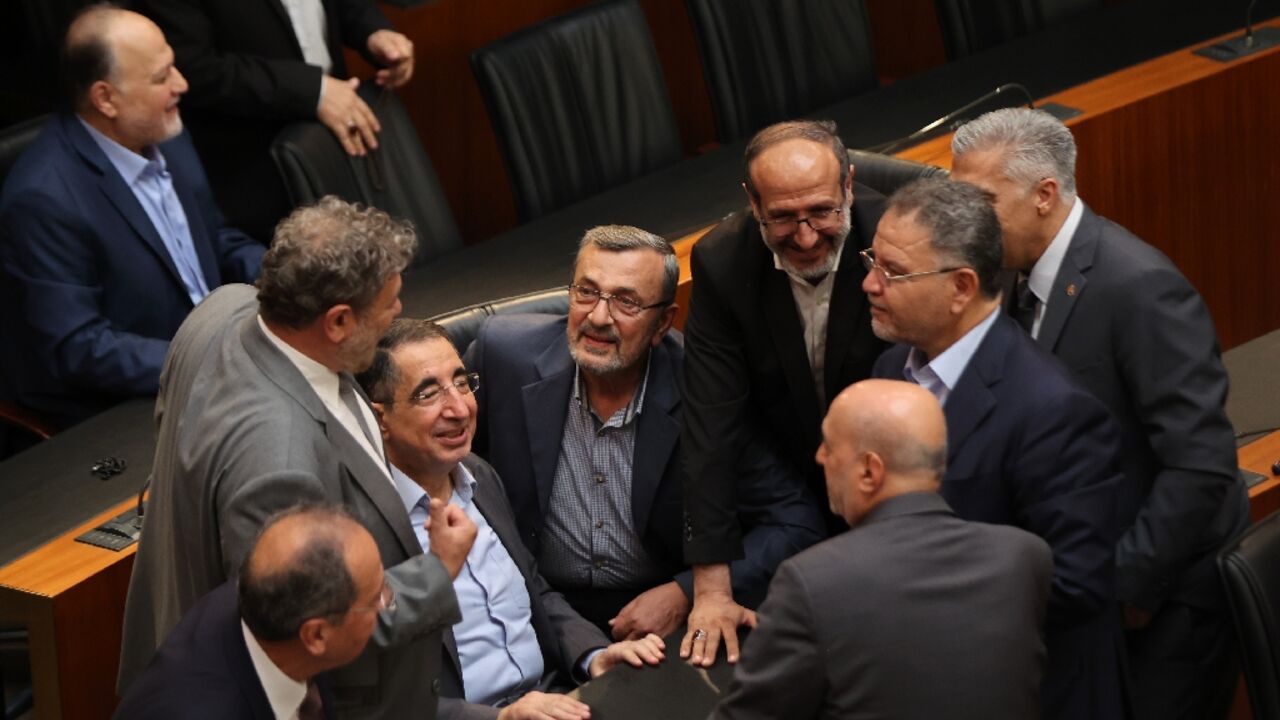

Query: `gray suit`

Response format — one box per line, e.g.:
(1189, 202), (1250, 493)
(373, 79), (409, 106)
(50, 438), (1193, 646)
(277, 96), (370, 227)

(1018, 205), (1249, 719)
(439, 456), (611, 720)
(712, 492), (1052, 720)
(118, 284), (461, 718)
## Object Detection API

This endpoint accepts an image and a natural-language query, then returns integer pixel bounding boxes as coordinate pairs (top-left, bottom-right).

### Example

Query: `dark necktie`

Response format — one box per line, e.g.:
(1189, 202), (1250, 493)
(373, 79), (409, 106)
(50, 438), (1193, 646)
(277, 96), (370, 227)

(298, 680), (324, 720)
(1013, 274), (1037, 334)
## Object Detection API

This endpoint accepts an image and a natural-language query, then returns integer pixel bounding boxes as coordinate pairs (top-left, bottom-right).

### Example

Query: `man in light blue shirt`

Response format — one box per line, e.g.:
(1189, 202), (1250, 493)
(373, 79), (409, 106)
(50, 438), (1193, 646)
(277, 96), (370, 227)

(0, 7), (263, 431)
(358, 318), (666, 720)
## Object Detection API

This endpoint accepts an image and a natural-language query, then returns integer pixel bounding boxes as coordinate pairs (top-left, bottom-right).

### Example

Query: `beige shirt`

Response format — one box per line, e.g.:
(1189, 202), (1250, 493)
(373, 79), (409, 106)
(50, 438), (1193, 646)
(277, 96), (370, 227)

(280, 0), (332, 73)
(774, 241), (846, 407)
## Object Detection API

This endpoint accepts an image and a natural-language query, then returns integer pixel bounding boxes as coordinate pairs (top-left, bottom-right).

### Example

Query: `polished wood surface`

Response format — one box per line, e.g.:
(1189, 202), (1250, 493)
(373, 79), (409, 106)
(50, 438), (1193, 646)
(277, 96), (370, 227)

(897, 19), (1280, 351)
(0, 498), (136, 719)
(1238, 431), (1280, 523)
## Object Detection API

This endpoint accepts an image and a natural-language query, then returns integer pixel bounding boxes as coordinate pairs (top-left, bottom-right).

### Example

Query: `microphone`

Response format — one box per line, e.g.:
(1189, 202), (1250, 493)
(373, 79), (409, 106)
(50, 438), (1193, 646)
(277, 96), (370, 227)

(1194, 0), (1280, 62)
(867, 84), (1079, 155)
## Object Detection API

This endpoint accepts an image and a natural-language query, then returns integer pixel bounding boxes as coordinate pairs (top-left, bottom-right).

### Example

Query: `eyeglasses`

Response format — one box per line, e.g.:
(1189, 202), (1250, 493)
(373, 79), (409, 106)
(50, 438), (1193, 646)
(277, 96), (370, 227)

(351, 578), (396, 615)
(383, 373), (480, 408)
(859, 248), (964, 283)
(757, 207), (845, 239)
(568, 284), (670, 318)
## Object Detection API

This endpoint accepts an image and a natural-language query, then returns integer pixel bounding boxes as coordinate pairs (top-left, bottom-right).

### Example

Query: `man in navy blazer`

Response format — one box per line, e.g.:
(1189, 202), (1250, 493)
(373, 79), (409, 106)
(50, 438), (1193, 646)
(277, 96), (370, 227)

(867, 178), (1127, 720)
(115, 504), (386, 720)
(952, 108), (1249, 720)
(0, 7), (262, 429)
(464, 226), (824, 641)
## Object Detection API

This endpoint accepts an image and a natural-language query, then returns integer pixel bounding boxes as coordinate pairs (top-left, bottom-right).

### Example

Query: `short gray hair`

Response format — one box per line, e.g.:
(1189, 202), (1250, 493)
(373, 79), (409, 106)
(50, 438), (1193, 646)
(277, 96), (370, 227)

(952, 108), (1078, 201)
(743, 120), (849, 200)
(257, 196), (417, 328)
(886, 178), (1003, 298)
(576, 225), (678, 303)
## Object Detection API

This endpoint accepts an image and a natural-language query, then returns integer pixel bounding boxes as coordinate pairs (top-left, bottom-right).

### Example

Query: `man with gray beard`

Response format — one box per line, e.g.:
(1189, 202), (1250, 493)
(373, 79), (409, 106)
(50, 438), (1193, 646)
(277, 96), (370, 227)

(678, 120), (887, 666)
(465, 225), (823, 646)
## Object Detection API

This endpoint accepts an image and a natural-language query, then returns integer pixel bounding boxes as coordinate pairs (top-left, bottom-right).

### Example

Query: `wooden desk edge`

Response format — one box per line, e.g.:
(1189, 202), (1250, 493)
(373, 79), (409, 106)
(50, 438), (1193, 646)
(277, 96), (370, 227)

(0, 497), (139, 597)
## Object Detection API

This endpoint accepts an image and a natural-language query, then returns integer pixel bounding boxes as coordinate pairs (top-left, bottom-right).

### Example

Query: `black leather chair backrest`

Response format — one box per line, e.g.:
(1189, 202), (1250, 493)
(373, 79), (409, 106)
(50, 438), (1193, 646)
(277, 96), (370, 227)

(471, 0), (682, 223)
(270, 87), (461, 267)
(429, 287), (570, 353)
(0, 115), (48, 190)
(848, 149), (948, 198)
(934, 0), (1103, 59)
(686, 0), (878, 143)
(1219, 509), (1280, 719)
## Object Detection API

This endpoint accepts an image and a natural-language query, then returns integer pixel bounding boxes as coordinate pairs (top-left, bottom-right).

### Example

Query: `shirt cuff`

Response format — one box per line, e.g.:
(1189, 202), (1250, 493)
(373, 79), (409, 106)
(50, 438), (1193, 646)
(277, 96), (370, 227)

(575, 648), (606, 684)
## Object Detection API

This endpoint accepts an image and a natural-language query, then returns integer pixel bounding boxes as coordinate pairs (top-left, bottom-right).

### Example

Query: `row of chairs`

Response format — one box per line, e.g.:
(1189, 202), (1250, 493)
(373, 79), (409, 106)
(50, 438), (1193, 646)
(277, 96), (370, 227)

(471, 0), (1105, 222)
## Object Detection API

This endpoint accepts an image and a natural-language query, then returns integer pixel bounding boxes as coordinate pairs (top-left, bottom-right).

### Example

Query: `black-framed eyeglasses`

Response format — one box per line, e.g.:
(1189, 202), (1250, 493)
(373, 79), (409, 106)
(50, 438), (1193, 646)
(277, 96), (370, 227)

(756, 207), (845, 239)
(859, 248), (964, 283)
(383, 373), (480, 408)
(568, 284), (671, 318)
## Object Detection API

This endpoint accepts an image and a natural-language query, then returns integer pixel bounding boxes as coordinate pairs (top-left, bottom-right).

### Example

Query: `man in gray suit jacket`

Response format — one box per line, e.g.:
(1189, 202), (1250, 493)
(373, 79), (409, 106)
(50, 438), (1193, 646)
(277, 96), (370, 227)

(713, 379), (1052, 720)
(118, 197), (476, 719)
(358, 318), (666, 720)
(952, 108), (1250, 720)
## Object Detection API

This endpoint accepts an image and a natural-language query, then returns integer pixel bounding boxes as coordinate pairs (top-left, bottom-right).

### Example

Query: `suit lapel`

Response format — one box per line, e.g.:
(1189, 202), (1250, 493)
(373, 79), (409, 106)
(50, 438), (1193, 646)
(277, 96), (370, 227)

(64, 116), (188, 294)
(265, 0), (305, 57)
(631, 343), (680, 534)
(942, 315), (1014, 459)
(822, 242), (870, 405)
(522, 339), (575, 517)
(1037, 207), (1099, 352)
(165, 139), (222, 289)
(761, 268), (822, 447)
(240, 317), (419, 557)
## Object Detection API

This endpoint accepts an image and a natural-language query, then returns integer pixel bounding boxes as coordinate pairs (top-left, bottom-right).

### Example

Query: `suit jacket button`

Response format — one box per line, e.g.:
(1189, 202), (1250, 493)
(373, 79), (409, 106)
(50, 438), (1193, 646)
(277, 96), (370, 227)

(432, 678), (440, 695)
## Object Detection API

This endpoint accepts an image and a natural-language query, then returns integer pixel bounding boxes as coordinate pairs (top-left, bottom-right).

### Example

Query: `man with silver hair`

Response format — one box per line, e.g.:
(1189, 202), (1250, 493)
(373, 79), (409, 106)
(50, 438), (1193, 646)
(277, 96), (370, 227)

(465, 225), (822, 647)
(679, 119), (884, 666)
(119, 196), (477, 720)
(951, 107), (1248, 720)
(868, 178), (1127, 720)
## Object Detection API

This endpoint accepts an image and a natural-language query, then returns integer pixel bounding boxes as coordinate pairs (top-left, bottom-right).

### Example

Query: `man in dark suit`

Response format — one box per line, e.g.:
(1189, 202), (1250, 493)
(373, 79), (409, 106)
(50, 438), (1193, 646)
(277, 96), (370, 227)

(135, 0), (414, 240)
(359, 318), (666, 720)
(119, 198), (474, 719)
(680, 119), (887, 666)
(950, 107), (1249, 720)
(714, 379), (1053, 720)
(0, 6), (263, 428)
(867, 178), (1127, 720)
(115, 504), (387, 719)
(463, 226), (823, 641)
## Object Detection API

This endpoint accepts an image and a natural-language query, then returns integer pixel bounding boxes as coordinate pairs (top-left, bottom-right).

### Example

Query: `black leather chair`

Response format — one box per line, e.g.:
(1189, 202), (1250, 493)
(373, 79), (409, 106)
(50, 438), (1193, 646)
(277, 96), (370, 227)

(429, 287), (570, 352)
(471, 0), (682, 223)
(1219, 509), (1280, 719)
(686, 0), (878, 143)
(0, 114), (46, 189)
(934, 0), (1103, 59)
(848, 149), (948, 197)
(270, 87), (461, 267)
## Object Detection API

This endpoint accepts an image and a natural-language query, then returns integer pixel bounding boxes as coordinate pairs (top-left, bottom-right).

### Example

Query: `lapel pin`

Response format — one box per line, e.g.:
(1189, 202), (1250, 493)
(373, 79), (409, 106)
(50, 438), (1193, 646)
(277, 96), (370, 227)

(1065, 283), (1076, 297)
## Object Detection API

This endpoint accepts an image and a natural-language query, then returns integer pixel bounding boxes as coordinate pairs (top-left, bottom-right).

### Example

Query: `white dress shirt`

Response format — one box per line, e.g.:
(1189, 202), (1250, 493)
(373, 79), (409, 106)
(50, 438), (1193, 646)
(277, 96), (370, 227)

(242, 621), (308, 720)
(774, 240), (846, 407)
(280, 0), (333, 73)
(1024, 196), (1084, 339)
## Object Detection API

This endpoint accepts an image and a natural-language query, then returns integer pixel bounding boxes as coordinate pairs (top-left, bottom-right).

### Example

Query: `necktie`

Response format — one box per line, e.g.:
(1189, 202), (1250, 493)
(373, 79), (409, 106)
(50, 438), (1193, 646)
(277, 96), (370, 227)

(298, 679), (324, 720)
(1013, 274), (1037, 334)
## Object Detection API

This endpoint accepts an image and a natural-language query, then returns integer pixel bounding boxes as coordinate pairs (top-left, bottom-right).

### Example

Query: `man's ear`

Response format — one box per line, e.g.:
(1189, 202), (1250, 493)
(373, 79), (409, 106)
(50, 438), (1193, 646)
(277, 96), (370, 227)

(652, 304), (678, 346)
(371, 401), (389, 433)
(323, 304), (356, 344)
(743, 181), (761, 219)
(88, 80), (116, 119)
(845, 163), (855, 200)
(297, 617), (329, 657)
(1035, 176), (1061, 216)
(860, 451), (885, 496)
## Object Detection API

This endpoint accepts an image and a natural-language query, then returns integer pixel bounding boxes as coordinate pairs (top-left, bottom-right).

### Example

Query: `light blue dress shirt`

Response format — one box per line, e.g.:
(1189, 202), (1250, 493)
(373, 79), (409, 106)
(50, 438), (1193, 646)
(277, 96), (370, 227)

(79, 119), (209, 305)
(391, 463), (545, 706)
(904, 306), (1002, 407)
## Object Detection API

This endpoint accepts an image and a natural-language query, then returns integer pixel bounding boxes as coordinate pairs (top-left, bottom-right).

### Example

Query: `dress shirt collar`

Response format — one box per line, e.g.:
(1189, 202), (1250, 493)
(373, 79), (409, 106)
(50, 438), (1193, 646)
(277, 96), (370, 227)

(1027, 196), (1083, 304)
(241, 620), (307, 720)
(390, 462), (477, 515)
(904, 305), (1001, 405)
(78, 116), (164, 185)
(256, 315), (341, 407)
(571, 350), (652, 424)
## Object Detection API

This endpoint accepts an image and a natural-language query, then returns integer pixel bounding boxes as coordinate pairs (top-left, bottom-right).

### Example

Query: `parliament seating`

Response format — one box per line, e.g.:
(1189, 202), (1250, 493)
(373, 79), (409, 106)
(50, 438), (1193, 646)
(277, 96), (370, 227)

(429, 287), (569, 352)
(933, 0), (1104, 59)
(1220, 510), (1280, 719)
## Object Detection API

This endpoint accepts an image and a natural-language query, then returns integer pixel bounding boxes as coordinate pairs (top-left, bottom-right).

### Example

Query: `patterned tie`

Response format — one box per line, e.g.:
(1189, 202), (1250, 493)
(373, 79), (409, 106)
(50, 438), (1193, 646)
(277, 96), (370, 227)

(1013, 274), (1037, 334)
(297, 679), (324, 720)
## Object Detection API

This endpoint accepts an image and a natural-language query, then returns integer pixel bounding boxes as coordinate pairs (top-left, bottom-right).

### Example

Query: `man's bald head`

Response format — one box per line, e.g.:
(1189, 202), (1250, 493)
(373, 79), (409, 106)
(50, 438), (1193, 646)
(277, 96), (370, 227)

(817, 380), (947, 525)
(63, 3), (131, 112)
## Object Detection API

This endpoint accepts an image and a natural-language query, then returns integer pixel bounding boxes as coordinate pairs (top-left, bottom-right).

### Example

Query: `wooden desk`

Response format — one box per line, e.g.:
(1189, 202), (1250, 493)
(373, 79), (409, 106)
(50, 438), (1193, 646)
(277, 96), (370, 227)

(1238, 431), (1280, 522)
(0, 499), (136, 719)
(898, 19), (1280, 351)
